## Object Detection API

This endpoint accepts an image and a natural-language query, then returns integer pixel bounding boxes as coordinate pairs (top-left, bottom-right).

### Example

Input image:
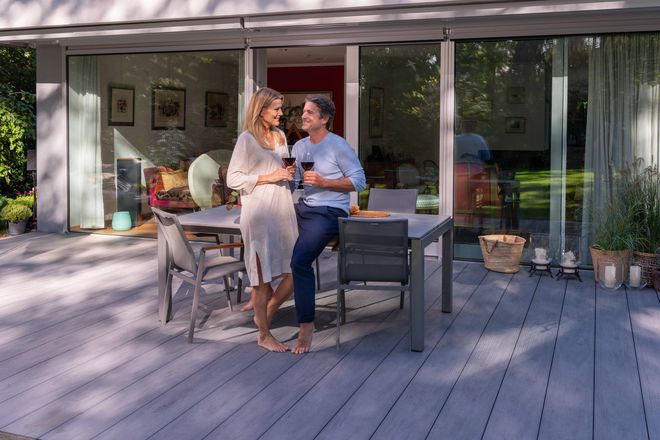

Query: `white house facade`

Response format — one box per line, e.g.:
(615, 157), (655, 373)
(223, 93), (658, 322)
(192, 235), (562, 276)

(1, 0), (659, 262)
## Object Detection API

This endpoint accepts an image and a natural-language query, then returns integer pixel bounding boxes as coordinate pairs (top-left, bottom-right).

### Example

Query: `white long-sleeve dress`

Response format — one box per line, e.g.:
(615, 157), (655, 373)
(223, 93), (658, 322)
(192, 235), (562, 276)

(226, 131), (298, 286)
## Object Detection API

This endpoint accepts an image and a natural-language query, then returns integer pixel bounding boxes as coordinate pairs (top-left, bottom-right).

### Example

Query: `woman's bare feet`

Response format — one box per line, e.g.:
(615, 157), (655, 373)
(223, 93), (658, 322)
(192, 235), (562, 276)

(292, 322), (314, 354)
(240, 299), (254, 312)
(258, 333), (288, 352)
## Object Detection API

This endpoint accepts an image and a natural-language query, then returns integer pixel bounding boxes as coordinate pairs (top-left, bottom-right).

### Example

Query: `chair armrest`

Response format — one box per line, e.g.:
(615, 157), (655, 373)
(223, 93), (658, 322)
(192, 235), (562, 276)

(201, 243), (243, 253)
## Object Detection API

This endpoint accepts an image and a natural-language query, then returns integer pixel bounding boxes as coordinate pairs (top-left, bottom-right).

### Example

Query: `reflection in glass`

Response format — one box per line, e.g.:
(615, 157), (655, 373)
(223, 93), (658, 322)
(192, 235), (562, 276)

(68, 50), (244, 237)
(358, 44), (440, 214)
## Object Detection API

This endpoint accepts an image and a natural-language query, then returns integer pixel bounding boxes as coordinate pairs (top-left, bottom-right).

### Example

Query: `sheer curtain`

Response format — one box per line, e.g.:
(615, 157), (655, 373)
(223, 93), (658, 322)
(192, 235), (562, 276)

(582, 34), (660, 259)
(69, 56), (104, 229)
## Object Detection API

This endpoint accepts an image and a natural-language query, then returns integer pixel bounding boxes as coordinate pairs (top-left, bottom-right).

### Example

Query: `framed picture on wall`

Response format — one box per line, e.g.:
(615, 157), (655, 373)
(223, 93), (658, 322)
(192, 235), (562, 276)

(205, 91), (228, 127)
(505, 116), (526, 133)
(152, 87), (186, 130)
(369, 87), (384, 138)
(108, 86), (135, 126)
(281, 91), (333, 130)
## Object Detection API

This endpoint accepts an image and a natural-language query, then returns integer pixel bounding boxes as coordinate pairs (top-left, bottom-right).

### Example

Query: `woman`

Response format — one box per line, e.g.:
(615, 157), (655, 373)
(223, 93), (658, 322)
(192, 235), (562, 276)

(227, 88), (297, 352)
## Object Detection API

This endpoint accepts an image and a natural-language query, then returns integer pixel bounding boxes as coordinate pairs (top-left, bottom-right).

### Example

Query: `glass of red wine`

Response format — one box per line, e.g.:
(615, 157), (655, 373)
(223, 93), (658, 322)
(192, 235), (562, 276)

(282, 147), (296, 168)
(301, 148), (314, 186)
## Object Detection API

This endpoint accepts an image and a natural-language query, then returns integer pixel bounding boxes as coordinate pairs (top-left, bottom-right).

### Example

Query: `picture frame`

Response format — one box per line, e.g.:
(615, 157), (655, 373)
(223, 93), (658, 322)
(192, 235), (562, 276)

(505, 116), (526, 134)
(369, 87), (384, 138)
(507, 86), (526, 104)
(281, 91), (333, 130)
(108, 86), (134, 126)
(205, 91), (228, 127)
(152, 87), (186, 130)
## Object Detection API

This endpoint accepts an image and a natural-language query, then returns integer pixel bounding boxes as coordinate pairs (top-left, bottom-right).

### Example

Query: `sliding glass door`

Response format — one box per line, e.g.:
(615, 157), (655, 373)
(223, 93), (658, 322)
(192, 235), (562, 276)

(358, 44), (441, 214)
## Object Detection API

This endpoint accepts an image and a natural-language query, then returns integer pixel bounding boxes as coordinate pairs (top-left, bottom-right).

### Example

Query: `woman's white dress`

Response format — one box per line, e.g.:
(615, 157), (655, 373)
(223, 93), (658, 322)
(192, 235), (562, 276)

(226, 131), (298, 286)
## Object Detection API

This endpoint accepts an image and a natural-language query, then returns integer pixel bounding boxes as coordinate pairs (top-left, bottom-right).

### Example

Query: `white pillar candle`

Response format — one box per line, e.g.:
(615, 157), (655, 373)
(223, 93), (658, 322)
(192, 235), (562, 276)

(534, 248), (547, 262)
(604, 265), (617, 288)
(562, 251), (576, 266)
(629, 265), (641, 288)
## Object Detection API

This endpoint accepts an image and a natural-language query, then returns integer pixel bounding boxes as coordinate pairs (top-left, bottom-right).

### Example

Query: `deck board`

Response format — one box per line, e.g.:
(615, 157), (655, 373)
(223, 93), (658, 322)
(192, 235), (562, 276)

(538, 270), (596, 440)
(482, 274), (567, 440)
(0, 233), (658, 440)
(594, 283), (648, 440)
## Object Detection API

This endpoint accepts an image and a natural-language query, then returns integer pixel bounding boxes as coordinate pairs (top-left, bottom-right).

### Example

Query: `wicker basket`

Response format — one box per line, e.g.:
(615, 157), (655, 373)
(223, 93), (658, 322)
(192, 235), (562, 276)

(479, 234), (526, 273)
(590, 246), (629, 283)
(633, 251), (660, 288)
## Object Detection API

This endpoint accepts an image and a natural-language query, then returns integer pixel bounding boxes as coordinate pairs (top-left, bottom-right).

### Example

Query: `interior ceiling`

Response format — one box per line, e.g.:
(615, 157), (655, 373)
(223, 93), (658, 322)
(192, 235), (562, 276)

(267, 46), (345, 66)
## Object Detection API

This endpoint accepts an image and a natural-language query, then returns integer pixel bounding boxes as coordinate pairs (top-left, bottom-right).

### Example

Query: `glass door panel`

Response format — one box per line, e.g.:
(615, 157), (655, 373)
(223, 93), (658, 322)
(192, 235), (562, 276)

(358, 44), (441, 214)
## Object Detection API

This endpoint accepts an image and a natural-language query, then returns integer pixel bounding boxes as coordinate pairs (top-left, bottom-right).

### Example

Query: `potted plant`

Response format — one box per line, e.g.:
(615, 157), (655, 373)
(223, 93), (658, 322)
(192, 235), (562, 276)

(590, 163), (644, 284)
(626, 160), (660, 287)
(0, 202), (33, 235)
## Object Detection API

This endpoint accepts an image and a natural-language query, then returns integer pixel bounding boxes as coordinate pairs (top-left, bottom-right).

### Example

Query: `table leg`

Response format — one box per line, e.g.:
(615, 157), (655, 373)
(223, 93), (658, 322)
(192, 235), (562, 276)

(442, 227), (453, 313)
(157, 224), (172, 323)
(410, 238), (425, 352)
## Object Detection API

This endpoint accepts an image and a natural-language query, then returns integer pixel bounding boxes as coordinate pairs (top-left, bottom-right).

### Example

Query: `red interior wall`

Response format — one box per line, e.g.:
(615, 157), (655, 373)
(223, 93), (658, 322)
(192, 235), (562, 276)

(267, 66), (344, 137)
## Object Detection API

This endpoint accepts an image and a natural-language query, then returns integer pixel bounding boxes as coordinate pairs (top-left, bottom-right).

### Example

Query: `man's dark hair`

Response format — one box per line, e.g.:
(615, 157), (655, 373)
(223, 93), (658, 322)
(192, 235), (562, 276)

(305, 94), (335, 130)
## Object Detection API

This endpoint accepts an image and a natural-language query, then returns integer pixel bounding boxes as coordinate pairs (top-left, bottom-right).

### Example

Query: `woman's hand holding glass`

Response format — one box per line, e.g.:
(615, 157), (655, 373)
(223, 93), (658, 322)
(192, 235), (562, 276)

(281, 148), (296, 180)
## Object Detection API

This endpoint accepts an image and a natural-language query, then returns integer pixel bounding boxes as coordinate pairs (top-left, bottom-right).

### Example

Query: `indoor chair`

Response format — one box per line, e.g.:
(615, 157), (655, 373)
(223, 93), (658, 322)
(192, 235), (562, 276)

(335, 218), (409, 348)
(152, 207), (246, 343)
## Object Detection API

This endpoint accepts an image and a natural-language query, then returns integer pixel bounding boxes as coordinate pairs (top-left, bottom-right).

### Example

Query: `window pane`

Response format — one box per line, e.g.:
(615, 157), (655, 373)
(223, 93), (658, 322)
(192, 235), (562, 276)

(68, 50), (244, 236)
(454, 39), (555, 259)
(359, 44), (440, 214)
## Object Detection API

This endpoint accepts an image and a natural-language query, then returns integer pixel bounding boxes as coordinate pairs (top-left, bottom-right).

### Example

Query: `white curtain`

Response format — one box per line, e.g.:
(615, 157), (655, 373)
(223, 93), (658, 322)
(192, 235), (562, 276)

(69, 56), (104, 228)
(582, 34), (660, 257)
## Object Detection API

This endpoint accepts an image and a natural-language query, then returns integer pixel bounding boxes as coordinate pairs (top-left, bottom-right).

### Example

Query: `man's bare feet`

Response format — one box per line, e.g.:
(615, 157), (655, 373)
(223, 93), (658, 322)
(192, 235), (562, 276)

(258, 333), (288, 352)
(292, 322), (314, 354)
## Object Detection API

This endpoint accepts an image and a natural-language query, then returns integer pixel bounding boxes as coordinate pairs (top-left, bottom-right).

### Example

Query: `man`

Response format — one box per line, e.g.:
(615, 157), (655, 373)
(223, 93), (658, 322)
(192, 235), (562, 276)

(290, 95), (366, 354)
(455, 118), (492, 164)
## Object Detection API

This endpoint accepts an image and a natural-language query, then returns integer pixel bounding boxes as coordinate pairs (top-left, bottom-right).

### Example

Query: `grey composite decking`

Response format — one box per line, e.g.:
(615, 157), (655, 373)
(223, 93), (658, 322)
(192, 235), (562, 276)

(1, 232), (659, 440)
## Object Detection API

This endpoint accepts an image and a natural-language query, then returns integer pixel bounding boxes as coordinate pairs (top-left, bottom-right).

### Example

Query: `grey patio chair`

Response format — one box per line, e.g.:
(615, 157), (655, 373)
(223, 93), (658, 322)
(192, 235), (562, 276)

(367, 187), (418, 213)
(152, 207), (246, 343)
(314, 188), (418, 292)
(336, 217), (409, 348)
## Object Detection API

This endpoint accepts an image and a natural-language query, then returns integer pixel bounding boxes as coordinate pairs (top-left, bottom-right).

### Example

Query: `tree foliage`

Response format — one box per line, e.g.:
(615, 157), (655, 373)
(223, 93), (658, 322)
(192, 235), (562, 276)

(0, 46), (36, 196)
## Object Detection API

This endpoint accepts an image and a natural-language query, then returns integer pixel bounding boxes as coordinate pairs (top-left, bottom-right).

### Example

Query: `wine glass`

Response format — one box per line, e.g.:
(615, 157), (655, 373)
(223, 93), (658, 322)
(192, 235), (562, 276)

(301, 147), (314, 186)
(281, 145), (296, 168)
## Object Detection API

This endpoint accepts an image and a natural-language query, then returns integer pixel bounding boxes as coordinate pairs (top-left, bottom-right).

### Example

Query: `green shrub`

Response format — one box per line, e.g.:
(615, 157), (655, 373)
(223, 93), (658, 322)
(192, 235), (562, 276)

(0, 202), (32, 222)
(0, 195), (7, 212)
(13, 194), (34, 209)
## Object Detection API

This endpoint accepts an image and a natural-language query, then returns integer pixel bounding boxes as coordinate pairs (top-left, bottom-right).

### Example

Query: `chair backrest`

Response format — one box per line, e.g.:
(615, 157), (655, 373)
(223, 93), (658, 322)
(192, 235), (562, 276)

(188, 154), (221, 210)
(151, 208), (197, 273)
(396, 163), (421, 188)
(338, 218), (409, 283)
(368, 188), (418, 213)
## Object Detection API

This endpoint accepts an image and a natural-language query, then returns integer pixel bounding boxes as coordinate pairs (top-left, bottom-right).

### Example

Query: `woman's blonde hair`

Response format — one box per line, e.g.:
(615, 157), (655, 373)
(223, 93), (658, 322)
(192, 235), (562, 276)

(243, 87), (285, 148)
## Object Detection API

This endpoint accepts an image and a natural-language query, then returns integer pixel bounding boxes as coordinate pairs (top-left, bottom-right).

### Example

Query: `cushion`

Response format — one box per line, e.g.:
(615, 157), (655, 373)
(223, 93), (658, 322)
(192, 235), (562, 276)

(212, 164), (232, 206)
(161, 170), (188, 191)
(156, 187), (194, 202)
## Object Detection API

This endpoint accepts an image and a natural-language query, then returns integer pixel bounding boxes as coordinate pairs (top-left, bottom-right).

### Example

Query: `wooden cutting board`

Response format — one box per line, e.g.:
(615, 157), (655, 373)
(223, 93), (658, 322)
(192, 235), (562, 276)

(351, 210), (391, 218)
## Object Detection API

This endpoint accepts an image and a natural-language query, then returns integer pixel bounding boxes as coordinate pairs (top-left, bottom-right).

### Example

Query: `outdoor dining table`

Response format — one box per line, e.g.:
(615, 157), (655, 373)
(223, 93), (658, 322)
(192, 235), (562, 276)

(157, 205), (453, 352)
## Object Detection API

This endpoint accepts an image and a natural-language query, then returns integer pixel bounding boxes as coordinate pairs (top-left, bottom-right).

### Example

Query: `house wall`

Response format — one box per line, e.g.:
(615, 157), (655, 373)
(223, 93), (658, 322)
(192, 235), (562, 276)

(36, 45), (68, 233)
(267, 66), (345, 138)
(96, 52), (240, 169)
(2, 1), (660, 31)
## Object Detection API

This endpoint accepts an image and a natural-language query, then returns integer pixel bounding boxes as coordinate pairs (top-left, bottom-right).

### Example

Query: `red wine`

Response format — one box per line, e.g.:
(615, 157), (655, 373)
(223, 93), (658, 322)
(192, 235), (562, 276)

(282, 157), (296, 167)
(301, 161), (314, 171)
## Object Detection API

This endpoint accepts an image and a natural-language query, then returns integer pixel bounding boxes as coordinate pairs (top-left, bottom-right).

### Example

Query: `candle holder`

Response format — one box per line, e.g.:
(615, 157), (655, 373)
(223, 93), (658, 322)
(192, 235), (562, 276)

(599, 263), (623, 290)
(556, 235), (582, 282)
(625, 264), (646, 289)
(528, 233), (553, 277)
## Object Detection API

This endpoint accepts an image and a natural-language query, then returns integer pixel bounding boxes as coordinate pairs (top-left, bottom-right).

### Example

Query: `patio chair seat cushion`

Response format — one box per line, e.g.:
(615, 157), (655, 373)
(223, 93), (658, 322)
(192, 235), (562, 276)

(202, 256), (245, 281)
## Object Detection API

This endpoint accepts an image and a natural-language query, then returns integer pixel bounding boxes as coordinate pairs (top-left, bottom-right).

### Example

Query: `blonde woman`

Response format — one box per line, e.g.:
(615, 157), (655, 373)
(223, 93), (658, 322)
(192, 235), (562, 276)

(227, 88), (298, 352)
